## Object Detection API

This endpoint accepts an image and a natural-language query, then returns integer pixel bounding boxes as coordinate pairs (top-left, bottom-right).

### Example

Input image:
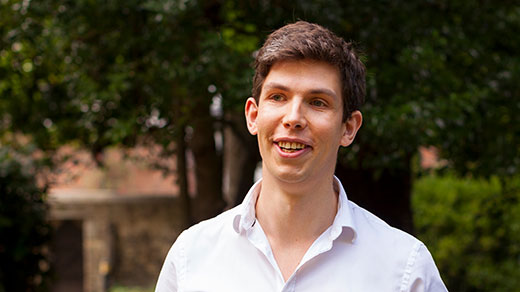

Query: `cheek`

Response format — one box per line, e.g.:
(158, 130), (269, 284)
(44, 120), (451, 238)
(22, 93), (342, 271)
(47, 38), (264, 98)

(314, 121), (345, 142)
(256, 110), (280, 132)
(255, 118), (273, 146)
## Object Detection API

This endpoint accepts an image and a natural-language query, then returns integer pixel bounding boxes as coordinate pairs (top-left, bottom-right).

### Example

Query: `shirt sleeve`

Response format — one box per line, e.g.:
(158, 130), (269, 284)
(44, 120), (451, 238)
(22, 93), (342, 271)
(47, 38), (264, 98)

(155, 231), (186, 292)
(402, 243), (449, 292)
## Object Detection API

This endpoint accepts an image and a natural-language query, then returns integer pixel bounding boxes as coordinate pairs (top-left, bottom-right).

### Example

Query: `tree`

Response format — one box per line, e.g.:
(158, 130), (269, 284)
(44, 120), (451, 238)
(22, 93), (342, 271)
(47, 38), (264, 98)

(1, 0), (519, 233)
(333, 0), (520, 232)
(1, 0), (257, 223)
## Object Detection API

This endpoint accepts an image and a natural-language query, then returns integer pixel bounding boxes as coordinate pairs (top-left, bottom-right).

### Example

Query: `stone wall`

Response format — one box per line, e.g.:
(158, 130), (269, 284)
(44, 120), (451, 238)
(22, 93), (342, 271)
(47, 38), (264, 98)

(109, 197), (185, 286)
(48, 190), (186, 292)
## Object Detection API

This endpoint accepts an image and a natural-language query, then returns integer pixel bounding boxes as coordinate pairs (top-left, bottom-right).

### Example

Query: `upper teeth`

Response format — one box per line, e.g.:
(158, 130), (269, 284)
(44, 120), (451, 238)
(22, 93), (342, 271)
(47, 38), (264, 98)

(278, 141), (306, 150)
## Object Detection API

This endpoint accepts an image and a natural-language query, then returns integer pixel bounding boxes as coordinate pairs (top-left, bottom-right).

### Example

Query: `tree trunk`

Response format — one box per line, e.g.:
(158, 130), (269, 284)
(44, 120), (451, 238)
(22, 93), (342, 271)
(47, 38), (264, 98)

(174, 125), (192, 226)
(189, 101), (226, 222)
(232, 149), (259, 206)
(334, 162), (414, 234)
(222, 113), (261, 207)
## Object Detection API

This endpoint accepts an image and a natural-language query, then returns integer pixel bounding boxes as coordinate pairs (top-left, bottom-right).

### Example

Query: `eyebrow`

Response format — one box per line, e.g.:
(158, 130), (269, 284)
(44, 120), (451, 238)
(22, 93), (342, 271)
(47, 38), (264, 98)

(263, 82), (338, 99)
(262, 82), (290, 93)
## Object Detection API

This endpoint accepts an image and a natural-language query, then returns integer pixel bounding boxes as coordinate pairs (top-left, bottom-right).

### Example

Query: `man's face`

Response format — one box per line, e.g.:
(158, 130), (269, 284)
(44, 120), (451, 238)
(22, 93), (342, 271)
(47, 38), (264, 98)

(245, 59), (362, 186)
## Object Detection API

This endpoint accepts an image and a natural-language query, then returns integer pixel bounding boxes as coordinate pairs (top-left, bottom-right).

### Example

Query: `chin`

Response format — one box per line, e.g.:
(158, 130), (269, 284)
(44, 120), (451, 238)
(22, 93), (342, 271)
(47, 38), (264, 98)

(272, 169), (310, 185)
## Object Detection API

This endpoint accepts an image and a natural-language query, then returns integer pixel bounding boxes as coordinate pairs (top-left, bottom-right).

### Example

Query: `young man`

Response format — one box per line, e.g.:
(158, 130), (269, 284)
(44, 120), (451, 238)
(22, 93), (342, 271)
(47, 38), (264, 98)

(156, 21), (448, 292)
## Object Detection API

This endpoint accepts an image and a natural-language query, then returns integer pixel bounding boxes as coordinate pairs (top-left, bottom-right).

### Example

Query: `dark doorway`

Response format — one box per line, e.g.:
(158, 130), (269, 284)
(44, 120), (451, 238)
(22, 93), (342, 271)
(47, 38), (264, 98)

(50, 220), (84, 292)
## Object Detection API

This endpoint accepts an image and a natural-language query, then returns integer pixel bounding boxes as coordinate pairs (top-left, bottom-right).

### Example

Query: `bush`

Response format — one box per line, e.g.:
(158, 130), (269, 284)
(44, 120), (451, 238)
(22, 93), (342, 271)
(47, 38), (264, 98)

(412, 174), (520, 292)
(0, 146), (51, 292)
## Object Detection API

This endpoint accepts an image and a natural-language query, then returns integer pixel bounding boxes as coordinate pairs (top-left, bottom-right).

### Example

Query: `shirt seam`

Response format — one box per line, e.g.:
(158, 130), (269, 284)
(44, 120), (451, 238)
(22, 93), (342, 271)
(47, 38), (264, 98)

(291, 271), (298, 291)
(178, 233), (187, 292)
(400, 241), (422, 292)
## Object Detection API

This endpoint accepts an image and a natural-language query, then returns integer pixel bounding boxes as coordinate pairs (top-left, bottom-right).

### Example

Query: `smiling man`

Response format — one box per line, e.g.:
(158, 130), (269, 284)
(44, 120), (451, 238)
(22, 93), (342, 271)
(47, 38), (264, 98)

(155, 21), (448, 292)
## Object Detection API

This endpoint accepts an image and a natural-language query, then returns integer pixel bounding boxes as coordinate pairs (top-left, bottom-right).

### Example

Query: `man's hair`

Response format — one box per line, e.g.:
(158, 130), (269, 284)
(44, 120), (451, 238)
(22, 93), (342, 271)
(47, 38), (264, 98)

(252, 21), (366, 122)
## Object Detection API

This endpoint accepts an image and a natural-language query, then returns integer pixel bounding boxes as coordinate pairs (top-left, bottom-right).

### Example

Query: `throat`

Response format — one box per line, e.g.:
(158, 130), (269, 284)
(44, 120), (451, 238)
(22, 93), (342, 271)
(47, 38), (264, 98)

(269, 237), (312, 282)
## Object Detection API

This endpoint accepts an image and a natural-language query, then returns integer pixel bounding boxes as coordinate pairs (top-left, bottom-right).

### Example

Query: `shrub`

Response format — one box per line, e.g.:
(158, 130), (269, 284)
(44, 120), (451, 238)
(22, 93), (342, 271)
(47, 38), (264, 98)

(0, 146), (51, 292)
(412, 174), (520, 292)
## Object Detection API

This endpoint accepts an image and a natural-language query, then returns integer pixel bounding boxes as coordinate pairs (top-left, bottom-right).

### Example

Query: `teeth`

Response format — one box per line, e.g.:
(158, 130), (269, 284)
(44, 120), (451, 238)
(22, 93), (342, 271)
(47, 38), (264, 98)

(278, 141), (306, 150)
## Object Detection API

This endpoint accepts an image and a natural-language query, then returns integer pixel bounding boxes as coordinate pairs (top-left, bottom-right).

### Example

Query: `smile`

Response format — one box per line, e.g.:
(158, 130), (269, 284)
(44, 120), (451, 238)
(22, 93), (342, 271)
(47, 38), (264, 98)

(277, 141), (308, 153)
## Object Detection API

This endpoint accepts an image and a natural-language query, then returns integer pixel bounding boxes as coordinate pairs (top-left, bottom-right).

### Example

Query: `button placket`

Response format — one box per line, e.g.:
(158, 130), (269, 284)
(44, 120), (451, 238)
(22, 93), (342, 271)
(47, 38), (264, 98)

(247, 221), (286, 285)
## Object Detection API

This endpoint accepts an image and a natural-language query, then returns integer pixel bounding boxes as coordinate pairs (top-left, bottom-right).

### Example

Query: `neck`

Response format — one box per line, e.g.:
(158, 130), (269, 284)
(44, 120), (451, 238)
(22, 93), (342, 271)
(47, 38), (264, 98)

(255, 172), (338, 243)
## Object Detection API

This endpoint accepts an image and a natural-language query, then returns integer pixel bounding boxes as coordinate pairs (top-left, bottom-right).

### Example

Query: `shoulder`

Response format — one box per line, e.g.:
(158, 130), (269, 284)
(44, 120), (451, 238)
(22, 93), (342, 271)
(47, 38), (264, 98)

(159, 206), (241, 279)
(348, 199), (418, 247)
(175, 205), (241, 248)
(347, 201), (448, 291)
(157, 209), (238, 292)
(346, 200), (421, 273)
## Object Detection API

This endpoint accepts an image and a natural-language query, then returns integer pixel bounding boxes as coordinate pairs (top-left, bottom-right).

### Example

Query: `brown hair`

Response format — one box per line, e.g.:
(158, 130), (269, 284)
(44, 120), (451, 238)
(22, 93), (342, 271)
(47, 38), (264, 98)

(252, 21), (366, 121)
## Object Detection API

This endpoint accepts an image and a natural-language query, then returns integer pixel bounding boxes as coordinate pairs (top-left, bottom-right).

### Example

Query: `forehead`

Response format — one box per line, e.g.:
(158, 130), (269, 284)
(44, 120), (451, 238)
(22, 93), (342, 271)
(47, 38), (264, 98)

(262, 59), (342, 97)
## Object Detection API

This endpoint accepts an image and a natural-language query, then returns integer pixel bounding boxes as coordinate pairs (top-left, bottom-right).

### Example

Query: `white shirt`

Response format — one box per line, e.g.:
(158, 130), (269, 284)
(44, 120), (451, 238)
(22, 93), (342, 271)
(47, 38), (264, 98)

(155, 177), (448, 292)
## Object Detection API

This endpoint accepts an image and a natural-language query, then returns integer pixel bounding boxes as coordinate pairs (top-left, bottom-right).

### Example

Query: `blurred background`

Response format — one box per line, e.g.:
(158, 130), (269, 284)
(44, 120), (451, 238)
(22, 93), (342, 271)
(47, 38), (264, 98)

(1, 0), (519, 291)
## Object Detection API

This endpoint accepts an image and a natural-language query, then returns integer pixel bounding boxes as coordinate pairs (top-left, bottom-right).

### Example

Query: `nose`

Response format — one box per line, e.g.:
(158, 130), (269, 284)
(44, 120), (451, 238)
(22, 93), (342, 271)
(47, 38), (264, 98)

(282, 99), (307, 130)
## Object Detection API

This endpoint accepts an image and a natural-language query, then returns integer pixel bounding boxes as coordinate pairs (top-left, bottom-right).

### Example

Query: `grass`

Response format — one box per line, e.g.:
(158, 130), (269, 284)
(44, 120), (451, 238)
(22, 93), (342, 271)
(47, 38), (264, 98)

(108, 285), (154, 292)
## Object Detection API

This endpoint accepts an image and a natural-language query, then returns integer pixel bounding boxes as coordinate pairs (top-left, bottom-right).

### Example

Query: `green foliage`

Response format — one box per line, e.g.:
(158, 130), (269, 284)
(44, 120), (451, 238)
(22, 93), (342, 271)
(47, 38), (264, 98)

(0, 145), (52, 292)
(1, 1), (519, 288)
(2, 1), (518, 175)
(412, 174), (520, 291)
(0, 0), (254, 152)
(334, 1), (520, 177)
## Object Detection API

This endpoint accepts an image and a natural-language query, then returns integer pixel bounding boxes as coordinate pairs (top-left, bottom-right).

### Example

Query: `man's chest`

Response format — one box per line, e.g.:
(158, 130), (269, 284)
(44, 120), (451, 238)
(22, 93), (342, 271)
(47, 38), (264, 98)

(179, 240), (402, 292)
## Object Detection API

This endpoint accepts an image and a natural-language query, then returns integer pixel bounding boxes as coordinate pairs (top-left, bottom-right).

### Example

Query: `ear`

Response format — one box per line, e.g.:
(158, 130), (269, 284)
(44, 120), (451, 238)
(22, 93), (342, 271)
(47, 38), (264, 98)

(340, 110), (362, 147)
(245, 97), (259, 135)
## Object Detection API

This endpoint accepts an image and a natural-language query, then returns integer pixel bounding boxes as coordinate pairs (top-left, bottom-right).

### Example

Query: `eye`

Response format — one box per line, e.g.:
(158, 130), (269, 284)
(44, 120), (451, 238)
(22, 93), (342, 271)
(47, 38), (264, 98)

(270, 94), (284, 101)
(310, 99), (327, 107)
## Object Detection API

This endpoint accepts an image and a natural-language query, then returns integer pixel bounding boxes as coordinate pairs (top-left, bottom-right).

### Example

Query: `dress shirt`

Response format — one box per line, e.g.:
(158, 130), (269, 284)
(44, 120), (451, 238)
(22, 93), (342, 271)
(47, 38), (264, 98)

(155, 177), (448, 292)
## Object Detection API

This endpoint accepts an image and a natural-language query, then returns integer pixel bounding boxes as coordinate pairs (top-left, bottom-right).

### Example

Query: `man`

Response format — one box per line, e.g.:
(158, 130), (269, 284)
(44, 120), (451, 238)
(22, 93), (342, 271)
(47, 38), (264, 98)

(156, 21), (448, 292)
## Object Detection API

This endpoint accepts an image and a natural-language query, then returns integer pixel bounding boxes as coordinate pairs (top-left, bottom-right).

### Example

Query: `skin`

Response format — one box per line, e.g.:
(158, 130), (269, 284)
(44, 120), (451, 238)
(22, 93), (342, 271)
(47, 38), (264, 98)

(245, 59), (363, 281)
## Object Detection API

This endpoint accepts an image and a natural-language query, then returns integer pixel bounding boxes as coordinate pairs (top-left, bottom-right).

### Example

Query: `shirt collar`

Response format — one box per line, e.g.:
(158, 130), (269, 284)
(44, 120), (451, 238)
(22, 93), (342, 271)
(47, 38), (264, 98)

(233, 179), (262, 234)
(233, 176), (357, 242)
(330, 176), (358, 243)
